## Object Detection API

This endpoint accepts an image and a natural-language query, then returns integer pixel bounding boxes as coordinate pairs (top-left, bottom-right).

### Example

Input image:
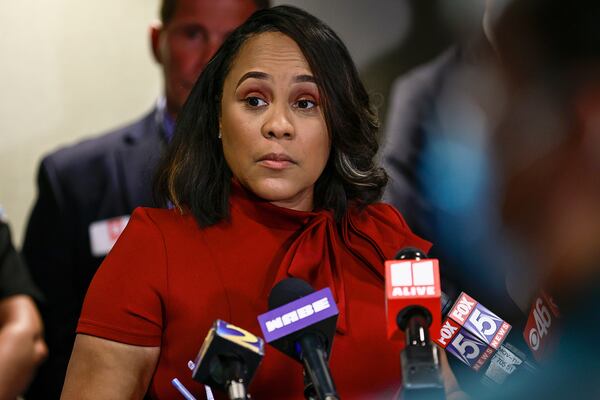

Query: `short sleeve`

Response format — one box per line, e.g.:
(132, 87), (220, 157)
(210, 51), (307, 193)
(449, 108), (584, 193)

(77, 208), (167, 346)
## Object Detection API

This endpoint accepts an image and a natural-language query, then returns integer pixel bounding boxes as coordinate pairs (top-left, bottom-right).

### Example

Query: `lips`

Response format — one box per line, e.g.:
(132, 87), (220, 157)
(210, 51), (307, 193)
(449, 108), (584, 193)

(257, 153), (297, 169)
(258, 153), (295, 162)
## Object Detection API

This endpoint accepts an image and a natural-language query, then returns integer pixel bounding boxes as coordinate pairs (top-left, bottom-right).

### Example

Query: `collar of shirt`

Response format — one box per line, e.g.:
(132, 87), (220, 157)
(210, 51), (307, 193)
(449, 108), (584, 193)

(156, 97), (175, 143)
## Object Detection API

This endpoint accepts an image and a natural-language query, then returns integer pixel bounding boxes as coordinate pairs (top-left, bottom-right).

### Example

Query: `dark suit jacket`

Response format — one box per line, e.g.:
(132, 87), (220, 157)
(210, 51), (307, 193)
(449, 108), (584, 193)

(0, 221), (41, 300)
(382, 48), (459, 243)
(381, 44), (527, 309)
(22, 108), (164, 399)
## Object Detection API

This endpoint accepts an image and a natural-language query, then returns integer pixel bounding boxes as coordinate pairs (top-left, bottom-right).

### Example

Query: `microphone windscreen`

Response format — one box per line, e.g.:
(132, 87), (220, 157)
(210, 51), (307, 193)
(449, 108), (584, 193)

(395, 247), (427, 261)
(268, 277), (315, 310)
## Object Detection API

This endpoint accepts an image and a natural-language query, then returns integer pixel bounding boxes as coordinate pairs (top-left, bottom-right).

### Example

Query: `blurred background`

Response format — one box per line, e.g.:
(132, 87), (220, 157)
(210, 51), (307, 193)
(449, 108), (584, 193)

(0, 0), (473, 245)
(2, 0), (599, 397)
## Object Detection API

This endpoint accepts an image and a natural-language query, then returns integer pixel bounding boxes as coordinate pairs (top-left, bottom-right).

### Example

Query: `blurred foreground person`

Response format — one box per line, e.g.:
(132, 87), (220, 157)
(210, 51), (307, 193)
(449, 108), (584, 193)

(23, 1), (263, 397)
(62, 6), (463, 399)
(381, 3), (529, 394)
(484, 0), (600, 397)
(382, 0), (520, 321)
(0, 210), (46, 399)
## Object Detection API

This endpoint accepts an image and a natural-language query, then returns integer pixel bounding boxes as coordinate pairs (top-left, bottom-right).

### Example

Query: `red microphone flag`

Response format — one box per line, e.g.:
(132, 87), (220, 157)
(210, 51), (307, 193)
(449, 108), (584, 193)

(385, 258), (442, 341)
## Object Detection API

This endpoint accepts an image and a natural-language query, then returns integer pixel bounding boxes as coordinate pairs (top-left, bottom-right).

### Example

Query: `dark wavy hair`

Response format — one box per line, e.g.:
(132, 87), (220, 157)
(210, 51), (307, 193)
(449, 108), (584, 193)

(154, 5), (387, 227)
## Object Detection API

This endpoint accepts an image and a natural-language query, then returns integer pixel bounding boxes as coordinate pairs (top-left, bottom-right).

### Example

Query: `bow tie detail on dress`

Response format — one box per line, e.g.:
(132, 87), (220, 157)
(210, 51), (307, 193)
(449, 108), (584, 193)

(269, 205), (404, 334)
(229, 180), (430, 335)
(272, 212), (351, 333)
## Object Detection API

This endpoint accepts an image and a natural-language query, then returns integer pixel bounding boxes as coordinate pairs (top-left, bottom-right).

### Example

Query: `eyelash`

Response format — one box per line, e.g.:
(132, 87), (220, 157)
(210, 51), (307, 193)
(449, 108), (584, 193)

(294, 99), (317, 110)
(245, 96), (267, 108)
(243, 96), (318, 111)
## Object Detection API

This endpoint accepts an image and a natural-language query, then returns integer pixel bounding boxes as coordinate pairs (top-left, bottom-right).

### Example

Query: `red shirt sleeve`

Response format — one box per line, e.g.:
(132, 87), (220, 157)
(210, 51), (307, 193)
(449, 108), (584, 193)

(77, 207), (167, 346)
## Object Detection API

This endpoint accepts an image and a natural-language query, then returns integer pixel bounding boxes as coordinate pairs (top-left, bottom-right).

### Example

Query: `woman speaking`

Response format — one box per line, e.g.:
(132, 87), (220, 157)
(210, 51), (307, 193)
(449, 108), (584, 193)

(62, 6), (441, 399)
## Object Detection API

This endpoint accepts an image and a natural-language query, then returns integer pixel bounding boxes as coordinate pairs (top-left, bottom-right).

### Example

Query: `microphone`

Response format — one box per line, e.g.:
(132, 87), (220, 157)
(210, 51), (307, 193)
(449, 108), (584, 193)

(386, 247), (445, 399)
(393, 248), (539, 389)
(406, 248), (541, 387)
(386, 247), (443, 341)
(434, 291), (512, 371)
(522, 290), (560, 361)
(257, 278), (339, 400)
(192, 319), (265, 400)
(435, 291), (540, 386)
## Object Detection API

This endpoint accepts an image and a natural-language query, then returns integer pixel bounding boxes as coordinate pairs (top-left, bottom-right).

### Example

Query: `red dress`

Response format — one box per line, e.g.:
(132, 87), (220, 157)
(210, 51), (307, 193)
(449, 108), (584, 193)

(77, 183), (431, 399)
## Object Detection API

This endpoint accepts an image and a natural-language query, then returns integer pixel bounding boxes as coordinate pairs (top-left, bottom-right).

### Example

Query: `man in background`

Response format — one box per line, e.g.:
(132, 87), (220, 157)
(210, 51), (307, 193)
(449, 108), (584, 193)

(0, 208), (46, 399)
(23, 1), (266, 397)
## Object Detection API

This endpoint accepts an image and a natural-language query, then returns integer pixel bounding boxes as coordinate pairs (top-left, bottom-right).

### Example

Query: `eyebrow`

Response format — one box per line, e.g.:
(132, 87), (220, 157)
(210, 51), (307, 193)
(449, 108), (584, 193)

(236, 71), (316, 88)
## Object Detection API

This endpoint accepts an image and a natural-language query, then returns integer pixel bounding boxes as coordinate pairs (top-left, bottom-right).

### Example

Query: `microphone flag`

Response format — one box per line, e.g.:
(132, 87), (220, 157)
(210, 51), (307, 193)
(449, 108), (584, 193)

(433, 292), (511, 371)
(385, 257), (442, 341)
(257, 287), (338, 349)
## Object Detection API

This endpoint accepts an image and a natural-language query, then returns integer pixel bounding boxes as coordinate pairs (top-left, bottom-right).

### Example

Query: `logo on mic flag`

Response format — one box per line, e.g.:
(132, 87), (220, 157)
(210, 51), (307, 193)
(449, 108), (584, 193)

(192, 319), (265, 392)
(446, 328), (494, 370)
(257, 288), (338, 343)
(448, 293), (511, 350)
(215, 320), (264, 354)
(389, 260), (438, 297)
(385, 258), (442, 340)
(436, 292), (512, 371)
(524, 291), (560, 361)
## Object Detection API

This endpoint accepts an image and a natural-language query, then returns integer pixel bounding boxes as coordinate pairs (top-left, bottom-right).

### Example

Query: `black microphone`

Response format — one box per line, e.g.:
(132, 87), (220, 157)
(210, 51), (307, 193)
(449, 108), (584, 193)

(400, 249), (539, 387)
(257, 278), (339, 400)
(388, 248), (445, 400)
(192, 319), (265, 400)
(438, 289), (538, 388)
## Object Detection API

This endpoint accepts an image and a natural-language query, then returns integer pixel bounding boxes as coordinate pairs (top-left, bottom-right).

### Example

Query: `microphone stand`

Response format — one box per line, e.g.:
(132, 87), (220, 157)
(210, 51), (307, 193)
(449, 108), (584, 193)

(299, 333), (339, 400)
(220, 356), (250, 400)
(397, 308), (445, 400)
(303, 371), (318, 400)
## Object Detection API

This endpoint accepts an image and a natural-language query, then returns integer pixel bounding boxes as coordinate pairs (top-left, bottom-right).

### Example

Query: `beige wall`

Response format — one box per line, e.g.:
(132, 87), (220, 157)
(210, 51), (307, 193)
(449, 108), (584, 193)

(0, 1), (161, 245)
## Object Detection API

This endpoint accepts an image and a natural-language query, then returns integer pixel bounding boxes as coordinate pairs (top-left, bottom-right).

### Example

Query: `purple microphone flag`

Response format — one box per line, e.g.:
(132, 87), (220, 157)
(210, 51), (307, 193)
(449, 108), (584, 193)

(258, 287), (338, 343)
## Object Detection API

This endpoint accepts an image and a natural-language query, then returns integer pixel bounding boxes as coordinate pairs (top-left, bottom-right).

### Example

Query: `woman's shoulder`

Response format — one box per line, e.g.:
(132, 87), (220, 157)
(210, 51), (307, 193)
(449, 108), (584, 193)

(347, 202), (408, 231)
(127, 207), (198, 237)
(131, 206), (194, 224)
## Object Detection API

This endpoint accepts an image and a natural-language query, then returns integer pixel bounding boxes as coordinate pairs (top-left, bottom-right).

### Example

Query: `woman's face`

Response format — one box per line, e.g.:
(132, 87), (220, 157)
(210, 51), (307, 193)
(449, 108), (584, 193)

(220, 31), (331, 212)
